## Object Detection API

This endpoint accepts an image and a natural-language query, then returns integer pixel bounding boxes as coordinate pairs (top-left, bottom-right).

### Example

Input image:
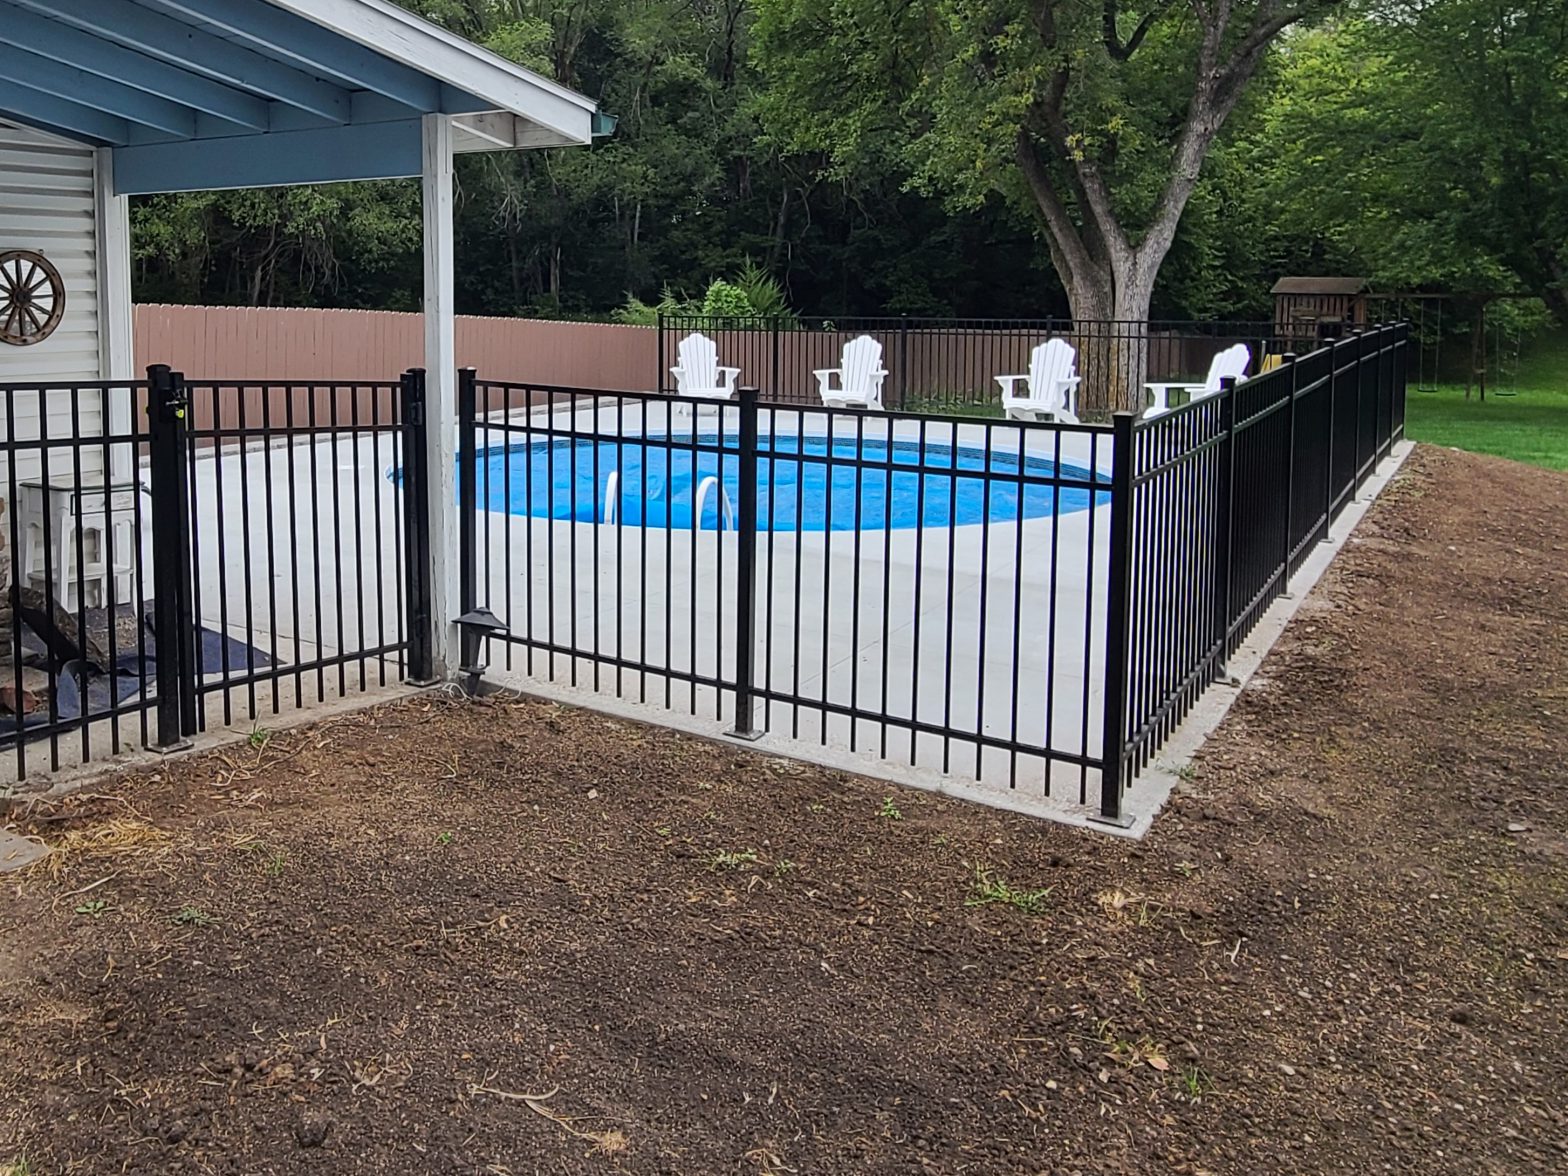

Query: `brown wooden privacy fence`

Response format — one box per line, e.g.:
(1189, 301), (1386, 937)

(134, 304), (657, 393)
(657, 316), (1285, 409)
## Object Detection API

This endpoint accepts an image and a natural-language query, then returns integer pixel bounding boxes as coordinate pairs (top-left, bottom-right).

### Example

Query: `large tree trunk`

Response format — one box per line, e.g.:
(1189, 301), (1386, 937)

(1064, 261), (1156, 418)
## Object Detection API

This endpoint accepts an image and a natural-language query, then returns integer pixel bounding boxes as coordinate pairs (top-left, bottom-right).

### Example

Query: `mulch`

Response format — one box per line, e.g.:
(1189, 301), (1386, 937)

(2, 444), (1565, 1175)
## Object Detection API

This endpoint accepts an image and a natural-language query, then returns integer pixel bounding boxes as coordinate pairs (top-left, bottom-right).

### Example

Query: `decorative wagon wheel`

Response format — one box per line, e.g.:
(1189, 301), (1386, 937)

(0, 249), (66, 347)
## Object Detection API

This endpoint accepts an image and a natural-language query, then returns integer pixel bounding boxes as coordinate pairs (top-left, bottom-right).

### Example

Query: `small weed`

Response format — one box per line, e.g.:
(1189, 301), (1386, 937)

(967, 867), (1052, 915)
(878, 797), (903, 821)
(248, 725), (271, 751)
(1179, 1065), (1214, 1100)
(4, 1156), (35, 1176)
(773, 859), (796, 877)
(172, 905), (216, 928)
(807, 803), (826, 814)
(74, 899), (108, 918)
(708, 848), (758, 871)
(241, 840), (288, 876)
(1174, 860), (1198, 878)
(1176, 763), (1198, 782)
(654, 826), (672, 838)
(435, 831), (455, 847)
(932, 832), (952, 848)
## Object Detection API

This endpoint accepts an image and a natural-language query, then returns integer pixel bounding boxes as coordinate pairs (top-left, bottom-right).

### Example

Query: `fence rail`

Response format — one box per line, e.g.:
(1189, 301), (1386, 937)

(459, 378), (1116, 802)
(0, 321), (1407, 822)
(1104, 324), (1409, 810)
(466, 322), (1407, 822)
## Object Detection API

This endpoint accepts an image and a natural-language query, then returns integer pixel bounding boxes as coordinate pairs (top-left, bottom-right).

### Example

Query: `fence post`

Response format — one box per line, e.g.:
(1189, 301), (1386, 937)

(771, 318), (781, 402)
(656, 311), (665, 394)
(1213, 376), (1238, 675)
(1280, 353), (1298, 593)
(1097, 411), (1136, 825)
(1395, 321), (1409, 440)
(727, 385), (763, 740)
(1350, 329), (1365, 498)
(145, 364), (195, 749)
(898, 314), (909, 410)
(456, 367), (480, 684)
(401, 368), (436, 684)
(1324, 338), (1338, 537)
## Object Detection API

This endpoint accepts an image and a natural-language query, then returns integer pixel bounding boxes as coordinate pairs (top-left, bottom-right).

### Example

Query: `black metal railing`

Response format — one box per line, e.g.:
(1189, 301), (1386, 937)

(657, 314), (1292, 412)
(459, 376), (1116, 803)
(458, 323), (1407, 822)
(1103, 324), (1409, 814)
(0, 368), (428, 782)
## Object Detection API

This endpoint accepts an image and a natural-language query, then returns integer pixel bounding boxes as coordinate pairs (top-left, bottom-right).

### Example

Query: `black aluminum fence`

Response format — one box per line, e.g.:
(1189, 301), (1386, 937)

(459, 376), (1117, 804)
(1104, 324), (1409, 811)
(658, 314), (1289, 412)
(0, 368), (424, 781)
(463, 322), (1407, 822)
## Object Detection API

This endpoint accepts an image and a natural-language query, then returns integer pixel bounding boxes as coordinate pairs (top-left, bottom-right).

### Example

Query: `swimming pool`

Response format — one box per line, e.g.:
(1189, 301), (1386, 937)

(458, 432), (1108, 532)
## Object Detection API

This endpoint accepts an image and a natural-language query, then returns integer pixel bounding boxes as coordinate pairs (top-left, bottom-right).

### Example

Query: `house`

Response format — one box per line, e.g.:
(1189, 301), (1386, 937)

(0, 0), (606, 681)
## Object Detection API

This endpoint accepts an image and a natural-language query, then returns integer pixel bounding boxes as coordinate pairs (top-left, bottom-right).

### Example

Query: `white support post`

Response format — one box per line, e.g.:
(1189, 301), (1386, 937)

(95, 148), (134, 483)
(422, 113), (459, 679)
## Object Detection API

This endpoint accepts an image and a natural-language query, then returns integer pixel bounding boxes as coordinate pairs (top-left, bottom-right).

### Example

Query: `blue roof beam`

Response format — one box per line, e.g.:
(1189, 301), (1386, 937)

(141, 0), (442, 113)
(113, 120), (422, 194)
(0, 3), (270, 131)
(0, 80), (130, 145)
(2, 44), (196, 138)
(7, 0), (351, 124)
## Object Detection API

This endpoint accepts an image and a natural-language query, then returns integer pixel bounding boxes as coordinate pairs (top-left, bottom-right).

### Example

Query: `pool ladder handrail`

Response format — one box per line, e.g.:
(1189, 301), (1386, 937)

(602, 471), (734, 530)
(693, 475), (735, 532)
(603, 471), (620, 524)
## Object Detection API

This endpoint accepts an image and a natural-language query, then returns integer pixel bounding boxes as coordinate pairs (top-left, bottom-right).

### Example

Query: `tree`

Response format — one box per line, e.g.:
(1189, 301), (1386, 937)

(1242, 4), (1567, 389)
(754, 0), (1340, 409)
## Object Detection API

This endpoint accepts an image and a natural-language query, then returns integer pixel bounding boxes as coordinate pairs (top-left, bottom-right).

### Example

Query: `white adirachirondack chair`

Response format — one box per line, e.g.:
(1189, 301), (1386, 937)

(1144, 342), (1250, 419)
(996, 338), (1081, 423)
(670, 332), (740, 410)
(815, 335), (888, 410)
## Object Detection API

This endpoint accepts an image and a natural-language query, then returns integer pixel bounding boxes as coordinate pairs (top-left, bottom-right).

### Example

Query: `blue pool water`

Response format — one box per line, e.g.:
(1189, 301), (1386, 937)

(450, 433), (1107, 532)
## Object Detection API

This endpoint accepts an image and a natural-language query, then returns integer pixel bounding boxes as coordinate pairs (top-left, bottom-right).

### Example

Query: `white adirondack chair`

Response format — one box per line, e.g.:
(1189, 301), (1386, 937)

(670, 332), (740, 410)
(814, 335), (888, 410)
(995, 339), (1082, 423)
(1144, 342), (1250, 419)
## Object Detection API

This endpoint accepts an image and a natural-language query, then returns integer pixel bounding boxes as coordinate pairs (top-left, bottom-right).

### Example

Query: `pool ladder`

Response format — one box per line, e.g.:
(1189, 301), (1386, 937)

(601, 472), (734, 530)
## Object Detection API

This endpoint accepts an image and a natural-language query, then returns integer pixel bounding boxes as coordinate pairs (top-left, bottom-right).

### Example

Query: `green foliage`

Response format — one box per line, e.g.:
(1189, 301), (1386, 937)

(1242, 7), (1568, 313)
(701, 278), (753, 318)
(129, 0), (1063, 318)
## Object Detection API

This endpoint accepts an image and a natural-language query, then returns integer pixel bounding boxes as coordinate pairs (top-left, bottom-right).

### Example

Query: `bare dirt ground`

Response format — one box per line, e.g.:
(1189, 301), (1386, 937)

(2, 445), (1565, 1176)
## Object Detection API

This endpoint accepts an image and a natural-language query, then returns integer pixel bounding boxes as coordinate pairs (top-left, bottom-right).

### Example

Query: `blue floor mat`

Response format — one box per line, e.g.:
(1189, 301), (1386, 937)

(0, 603), (272, 746)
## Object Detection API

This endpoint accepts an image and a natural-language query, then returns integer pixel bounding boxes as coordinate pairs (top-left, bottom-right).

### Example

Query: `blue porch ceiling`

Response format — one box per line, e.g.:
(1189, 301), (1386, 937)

(0, 0), (602, 195)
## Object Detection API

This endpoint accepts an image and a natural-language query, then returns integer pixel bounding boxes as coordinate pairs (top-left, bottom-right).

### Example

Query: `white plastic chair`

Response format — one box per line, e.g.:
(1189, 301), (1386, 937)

(814, 335), (888, 410)
(670, 332), (739, 409)
(996, 339), (1081, 423)
(1144, 343), (1250, 419)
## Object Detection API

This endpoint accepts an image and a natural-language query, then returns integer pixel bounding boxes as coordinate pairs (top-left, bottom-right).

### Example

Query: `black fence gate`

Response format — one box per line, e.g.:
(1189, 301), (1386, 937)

(0, 367), (424, 781)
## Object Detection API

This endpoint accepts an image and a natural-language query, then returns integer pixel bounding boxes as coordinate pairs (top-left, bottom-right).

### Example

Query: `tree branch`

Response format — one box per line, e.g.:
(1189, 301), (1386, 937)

(1014, 128), (1102, 289)
(1103, 1), (1174, 61)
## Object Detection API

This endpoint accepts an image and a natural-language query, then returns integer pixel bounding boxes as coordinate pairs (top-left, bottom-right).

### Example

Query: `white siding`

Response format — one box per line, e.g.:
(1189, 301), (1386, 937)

(0, 124), (104, 478)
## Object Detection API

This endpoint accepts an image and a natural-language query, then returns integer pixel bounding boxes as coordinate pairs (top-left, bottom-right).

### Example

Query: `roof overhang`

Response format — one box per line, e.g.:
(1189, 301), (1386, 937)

(0, 0), (602, 196)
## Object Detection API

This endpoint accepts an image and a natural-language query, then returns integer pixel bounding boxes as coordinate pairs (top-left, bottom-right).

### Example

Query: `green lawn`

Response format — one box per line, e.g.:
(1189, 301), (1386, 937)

(1404, 332), (1568, 471)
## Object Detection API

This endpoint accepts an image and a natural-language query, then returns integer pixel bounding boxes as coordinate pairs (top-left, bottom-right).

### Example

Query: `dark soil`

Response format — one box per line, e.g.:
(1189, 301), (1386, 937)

(2, 445), (1566, 1175)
